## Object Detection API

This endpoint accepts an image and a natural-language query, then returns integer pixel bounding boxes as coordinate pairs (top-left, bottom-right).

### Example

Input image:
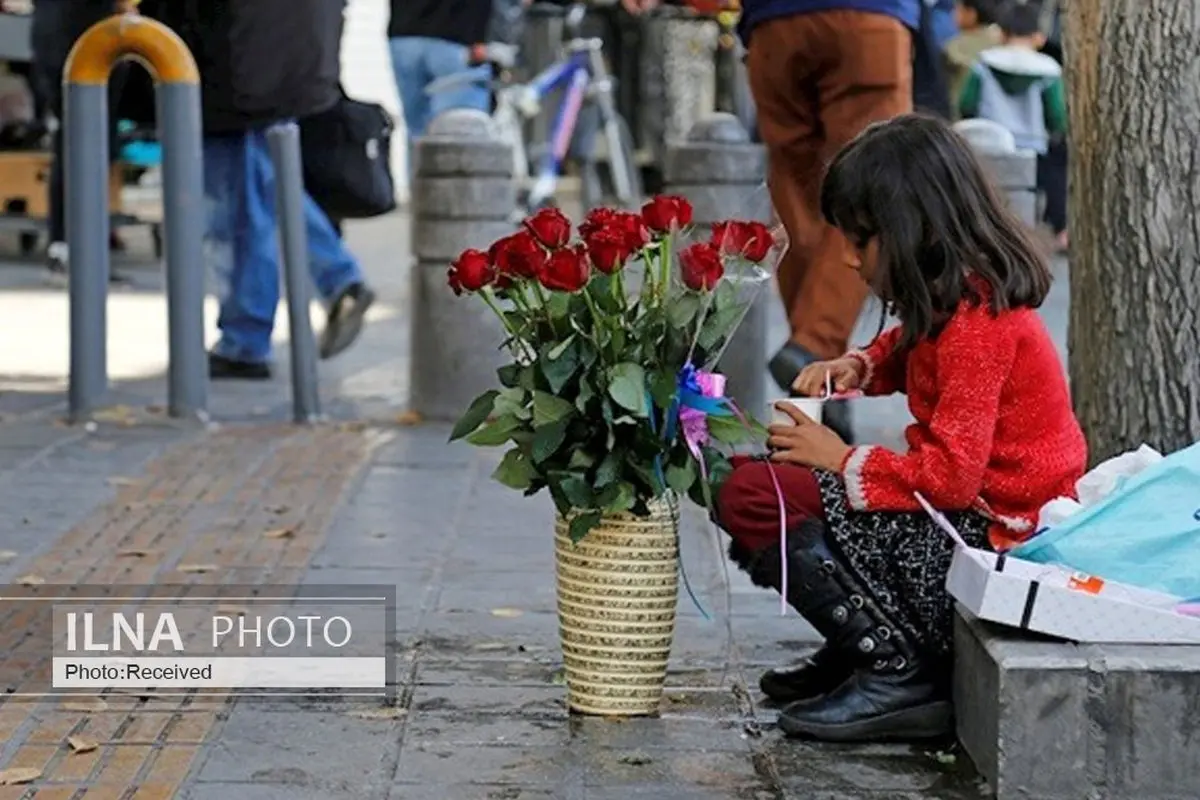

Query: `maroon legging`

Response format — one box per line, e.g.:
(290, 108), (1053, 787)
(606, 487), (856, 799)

(718, 458), (827, 553)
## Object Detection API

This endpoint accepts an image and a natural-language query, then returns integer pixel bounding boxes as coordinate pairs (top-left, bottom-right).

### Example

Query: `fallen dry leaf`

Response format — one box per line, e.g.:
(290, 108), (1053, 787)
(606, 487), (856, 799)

(490, 608), (524, 619)
(266, 504), (289, 514)
(16, 574), (44, 586)
(0, 767), (40, 785)
(215, 604), (247, 616)
(66, 735), (98, 754)
(61, 698), (108, 712)
(176, 564), (219, 574)
(93, 405), (137, 423)
(346, 707), (407, 721)
(107, 476), (141, 487)
(116, 549), (153, 559)
(472, 642), (508, 652)
(0, 550), (18, 563)
(395, 410), (423, 426)
(262, 527), (294, 540)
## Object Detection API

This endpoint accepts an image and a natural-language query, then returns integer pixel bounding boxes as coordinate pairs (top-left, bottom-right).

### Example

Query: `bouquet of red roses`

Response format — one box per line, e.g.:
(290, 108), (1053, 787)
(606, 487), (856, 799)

(448, 195), (776, 541)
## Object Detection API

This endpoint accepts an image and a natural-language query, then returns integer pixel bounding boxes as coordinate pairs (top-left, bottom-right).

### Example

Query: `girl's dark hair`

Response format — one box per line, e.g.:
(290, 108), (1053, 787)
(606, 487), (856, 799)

(961, 0), (999, 26)
(819, 113), (1051, 349)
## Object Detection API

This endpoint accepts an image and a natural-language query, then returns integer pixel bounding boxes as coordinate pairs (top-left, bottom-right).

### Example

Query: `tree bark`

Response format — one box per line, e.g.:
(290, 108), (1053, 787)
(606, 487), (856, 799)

(1065, 0), (1200, 465)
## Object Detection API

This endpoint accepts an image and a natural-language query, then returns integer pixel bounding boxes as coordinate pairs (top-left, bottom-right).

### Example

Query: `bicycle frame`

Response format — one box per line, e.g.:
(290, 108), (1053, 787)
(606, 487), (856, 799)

(522, 49), (593, 209)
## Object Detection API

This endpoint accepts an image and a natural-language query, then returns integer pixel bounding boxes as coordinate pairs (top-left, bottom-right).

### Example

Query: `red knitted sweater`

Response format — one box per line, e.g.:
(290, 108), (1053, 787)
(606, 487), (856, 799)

(841, 299), (1087, 551)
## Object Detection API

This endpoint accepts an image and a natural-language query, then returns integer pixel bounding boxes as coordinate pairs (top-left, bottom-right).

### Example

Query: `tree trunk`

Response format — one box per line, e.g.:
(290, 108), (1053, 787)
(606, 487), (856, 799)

(1065, 0), (1200, 465)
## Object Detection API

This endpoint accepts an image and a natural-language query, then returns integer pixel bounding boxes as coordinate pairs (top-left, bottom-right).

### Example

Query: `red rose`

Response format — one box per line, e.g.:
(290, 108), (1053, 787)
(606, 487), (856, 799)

(641, 195), (694, 234)
(448, 248), (494, 293)
(524, 207), (572, 249)
(614, 211), (650, 250)
(579, 207), (617, 239)
(711, 220), (774, 263)
(489, 230), (546, 279)
(584, 228), (634, 274)
(679, 242), (725, 292)
(539, 245), (591, 292)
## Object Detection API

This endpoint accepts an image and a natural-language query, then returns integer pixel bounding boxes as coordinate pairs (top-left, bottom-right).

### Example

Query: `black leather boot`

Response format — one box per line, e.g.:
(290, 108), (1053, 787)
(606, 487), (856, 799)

(728, 521), (854, 705)
(774, 522), (953, 742)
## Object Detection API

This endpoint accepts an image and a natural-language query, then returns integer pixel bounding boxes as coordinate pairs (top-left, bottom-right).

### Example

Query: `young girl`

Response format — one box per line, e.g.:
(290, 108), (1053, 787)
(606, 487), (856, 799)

(718, 114), (1087, 743)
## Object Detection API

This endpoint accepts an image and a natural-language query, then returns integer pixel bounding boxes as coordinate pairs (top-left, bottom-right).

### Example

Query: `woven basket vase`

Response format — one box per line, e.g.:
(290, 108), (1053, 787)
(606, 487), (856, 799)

(554, 494), (680, 716)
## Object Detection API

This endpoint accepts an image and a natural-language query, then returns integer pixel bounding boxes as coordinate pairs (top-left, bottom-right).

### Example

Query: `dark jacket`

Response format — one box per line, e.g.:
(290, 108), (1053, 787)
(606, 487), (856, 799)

(389, 0), (492, 47)
(146, 0), (344, 135)
(737, 0), (920, 42)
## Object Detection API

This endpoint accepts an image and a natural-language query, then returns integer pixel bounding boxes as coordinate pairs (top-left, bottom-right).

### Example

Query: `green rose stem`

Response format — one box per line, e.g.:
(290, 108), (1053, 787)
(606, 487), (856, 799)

(480, 287), (533, 361)
(659, 233), (674, 301)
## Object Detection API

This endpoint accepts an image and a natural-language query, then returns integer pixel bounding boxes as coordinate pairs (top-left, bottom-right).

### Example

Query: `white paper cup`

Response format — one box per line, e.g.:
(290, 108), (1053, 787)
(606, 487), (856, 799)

(771, 397), (825, 426)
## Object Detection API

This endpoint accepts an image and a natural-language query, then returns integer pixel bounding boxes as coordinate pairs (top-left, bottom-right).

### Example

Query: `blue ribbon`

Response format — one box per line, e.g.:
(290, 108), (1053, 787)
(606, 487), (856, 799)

(646, 384), (710, 621)
(663, 362), (735, 445)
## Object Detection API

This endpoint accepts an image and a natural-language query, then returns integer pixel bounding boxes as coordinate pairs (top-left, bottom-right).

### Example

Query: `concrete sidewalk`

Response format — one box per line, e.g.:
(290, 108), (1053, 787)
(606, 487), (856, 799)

(0, 215), (1067, 798)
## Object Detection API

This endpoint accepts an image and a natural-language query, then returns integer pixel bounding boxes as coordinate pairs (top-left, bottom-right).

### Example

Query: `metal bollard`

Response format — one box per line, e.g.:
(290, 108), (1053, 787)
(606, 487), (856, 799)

(410, 110), (516, 420)
(64, 14), (205, 421)
(266, 123), (321, 424)
(665, 113), (771, 420)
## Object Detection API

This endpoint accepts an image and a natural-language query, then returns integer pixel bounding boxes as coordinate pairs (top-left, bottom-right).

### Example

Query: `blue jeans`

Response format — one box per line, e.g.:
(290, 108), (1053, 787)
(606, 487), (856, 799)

(389, 37), (490, 171)
(204, 129), (363, 365)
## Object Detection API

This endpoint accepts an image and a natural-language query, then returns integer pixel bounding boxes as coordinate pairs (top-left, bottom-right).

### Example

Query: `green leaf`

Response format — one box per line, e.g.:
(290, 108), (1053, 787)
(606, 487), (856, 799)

(450, 390), (499, 441)
(494, 387), (530, 420)
(650, 369), (678, 411)
(493, 448), (539, 490)
(707, 414), (750, 445)
(667, 292), (702, 329)
(532, 391), (576, 426)
(532, 418), (570, 464)
(497, 364), (522, 388)
(568, 510), (603, 543)
(575, 379), (596, 413)
(547, 333), (577, 360)
(608, 363), (649, 417)
(550, 471), (595, 510)
(666, 460), (697, 495)
(598, 481), (636, 514)
(540, 336), (582, 394)
(595, 451), (622, 487)
(698, 304), (746, 352)
(568, 449), (597, 470)
(466, 414), (524, 446)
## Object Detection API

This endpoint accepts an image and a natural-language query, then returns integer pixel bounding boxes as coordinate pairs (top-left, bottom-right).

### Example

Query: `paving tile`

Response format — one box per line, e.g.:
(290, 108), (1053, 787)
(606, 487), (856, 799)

(395, 744), (573, 786)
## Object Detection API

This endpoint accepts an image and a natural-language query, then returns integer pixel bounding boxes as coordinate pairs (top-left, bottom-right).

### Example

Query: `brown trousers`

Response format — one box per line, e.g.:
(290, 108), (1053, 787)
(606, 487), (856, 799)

(747, 10), (913, 360)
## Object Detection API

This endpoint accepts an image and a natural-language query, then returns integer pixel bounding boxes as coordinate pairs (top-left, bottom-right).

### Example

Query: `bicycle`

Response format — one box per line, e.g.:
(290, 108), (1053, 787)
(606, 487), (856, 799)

(426, 2), (643, 218)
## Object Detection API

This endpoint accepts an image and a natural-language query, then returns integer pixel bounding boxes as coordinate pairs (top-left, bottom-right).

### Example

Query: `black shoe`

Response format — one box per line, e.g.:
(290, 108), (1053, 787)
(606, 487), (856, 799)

(209, 353), (271, 380)
(778, 661), (952, 742)
(768, 342), (814, 393)
(759, 648), (852, 705)
(772, 519), (952, 742)
(320, 282), (376, 360)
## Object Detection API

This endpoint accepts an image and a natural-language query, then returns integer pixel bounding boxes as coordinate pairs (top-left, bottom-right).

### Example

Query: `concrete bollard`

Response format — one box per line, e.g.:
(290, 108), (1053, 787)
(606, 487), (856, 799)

(664, 113), (771, 421)
(953, 119), (1038, 228)
(410, 110), (517, 420)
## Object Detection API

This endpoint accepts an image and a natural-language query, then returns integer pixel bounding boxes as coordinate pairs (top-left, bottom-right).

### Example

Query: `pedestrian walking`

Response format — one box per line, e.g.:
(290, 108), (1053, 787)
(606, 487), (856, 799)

(145, 0), (377, 380)
(738, 0), (916, 443)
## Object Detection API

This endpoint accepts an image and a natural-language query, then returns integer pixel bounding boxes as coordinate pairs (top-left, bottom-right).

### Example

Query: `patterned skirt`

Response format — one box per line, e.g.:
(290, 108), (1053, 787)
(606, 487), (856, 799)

(813, 469), (992, 656)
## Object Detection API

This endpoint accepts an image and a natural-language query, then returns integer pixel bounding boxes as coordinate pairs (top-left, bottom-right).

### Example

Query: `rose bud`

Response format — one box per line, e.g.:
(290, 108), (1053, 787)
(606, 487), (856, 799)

(539, 245), (591, 292)
(448, 248), (494, 293)
(641, 195), (694, 234)
(524, 207), (572, 250)
(679, 241), (725, 292)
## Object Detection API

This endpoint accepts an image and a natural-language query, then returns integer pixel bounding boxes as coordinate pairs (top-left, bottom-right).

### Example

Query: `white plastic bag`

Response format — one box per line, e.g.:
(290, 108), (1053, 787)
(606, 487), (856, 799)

(1035, 444), (1163, 530)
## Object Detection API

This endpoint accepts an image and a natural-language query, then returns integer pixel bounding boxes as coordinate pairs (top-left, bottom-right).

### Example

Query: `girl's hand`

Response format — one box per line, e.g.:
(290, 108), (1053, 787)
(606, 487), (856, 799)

(767, 402), (851, 472)
(791, 357), (864, 398)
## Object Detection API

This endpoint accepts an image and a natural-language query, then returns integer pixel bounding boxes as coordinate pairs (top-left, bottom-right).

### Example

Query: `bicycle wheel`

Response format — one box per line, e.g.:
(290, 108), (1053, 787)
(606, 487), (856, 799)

(580, 111), (644, 212)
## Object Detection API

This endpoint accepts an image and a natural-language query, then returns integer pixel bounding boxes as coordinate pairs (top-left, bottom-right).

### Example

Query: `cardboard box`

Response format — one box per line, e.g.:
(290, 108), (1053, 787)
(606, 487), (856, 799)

(917, 494), (1200, 644)
(0, 151), (124, 219)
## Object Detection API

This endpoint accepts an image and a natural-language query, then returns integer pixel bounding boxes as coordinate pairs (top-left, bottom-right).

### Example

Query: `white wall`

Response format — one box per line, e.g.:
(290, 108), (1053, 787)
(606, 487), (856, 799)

(340, 0), (409, 203)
